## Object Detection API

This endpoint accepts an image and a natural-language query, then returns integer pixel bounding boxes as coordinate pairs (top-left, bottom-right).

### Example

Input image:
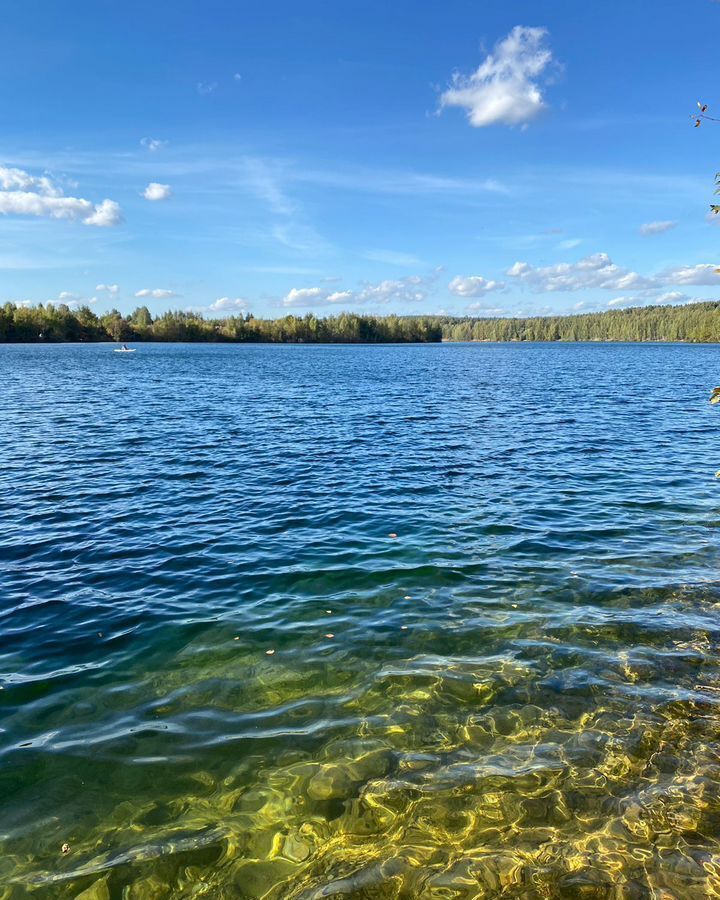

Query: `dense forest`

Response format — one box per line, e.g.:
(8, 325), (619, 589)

(439, 302), (720, 343)
(3, 300), (720, 343)
(0, 304), (443, 343)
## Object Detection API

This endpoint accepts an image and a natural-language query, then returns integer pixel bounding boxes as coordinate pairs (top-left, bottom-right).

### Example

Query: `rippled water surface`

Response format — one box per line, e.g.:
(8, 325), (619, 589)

(3, 342), (720, 899)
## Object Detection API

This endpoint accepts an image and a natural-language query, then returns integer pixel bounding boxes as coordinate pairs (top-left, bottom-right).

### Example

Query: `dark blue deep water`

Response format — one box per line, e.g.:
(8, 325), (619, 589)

(3, 342), (720, 898)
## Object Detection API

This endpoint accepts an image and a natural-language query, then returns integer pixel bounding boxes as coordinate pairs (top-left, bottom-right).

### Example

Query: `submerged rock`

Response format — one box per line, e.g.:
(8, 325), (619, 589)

(307, 764), (354, 801)
(75, 879), (110, 900)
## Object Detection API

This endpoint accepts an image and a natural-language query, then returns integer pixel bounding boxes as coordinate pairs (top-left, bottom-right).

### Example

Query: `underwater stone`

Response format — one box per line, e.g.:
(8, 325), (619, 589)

(75, 879), (110, 900)
(307, 764), (354, 801)
(122, 873), (172, 899)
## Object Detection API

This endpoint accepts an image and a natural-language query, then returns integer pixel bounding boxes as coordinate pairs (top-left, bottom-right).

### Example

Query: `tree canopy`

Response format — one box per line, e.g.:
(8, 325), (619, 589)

(5, 301), (720, 344)
(0, 304), (443, 343)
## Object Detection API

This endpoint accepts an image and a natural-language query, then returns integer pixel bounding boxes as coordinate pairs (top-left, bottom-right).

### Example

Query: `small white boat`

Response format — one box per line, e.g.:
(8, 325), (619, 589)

(113, 347), (136, 353)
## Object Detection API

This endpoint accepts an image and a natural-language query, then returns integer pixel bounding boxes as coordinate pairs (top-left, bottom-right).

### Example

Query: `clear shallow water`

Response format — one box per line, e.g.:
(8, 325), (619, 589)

(2, 342), (720, 899)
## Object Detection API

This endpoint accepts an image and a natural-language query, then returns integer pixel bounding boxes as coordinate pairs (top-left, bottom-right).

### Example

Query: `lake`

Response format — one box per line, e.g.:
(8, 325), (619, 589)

(2, 342), (720, 898)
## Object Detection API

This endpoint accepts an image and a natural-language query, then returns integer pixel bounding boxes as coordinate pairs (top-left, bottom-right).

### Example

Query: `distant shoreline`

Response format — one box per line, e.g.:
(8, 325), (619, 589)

(2, 300), (719, 343)
(0, 338), (707, 346)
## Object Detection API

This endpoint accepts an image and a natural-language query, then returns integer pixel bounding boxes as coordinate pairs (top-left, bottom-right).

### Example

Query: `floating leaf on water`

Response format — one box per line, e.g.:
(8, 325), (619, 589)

(710, 387), (720, 404)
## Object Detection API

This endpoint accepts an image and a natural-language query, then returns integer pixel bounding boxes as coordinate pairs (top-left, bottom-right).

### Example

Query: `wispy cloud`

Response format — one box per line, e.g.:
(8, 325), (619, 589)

(197, 81), (218, 96)
(640, 220), (677, 236)
(135, 288), (179, 299)
(140, 137), (167, 152)
(440, 26), (556, 128)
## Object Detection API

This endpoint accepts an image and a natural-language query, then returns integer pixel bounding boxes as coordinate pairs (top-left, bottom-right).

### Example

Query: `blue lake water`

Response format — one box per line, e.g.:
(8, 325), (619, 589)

(2, 341), (720, 898)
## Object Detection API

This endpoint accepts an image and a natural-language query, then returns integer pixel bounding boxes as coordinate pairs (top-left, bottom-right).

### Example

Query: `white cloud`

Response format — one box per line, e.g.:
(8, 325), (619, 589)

(448, 275), (505, 296)
(283, 287), (328, 307)
(95, 283), (119, 295)
(357, 275), (434, 304)
(57, 291), (80, 301)
(282, 272), (440, 308)
(197, 81), (218, 95)
(662, 263), (720, 286)
(0, 166), (63, 196)
(439, 26), (555, 127)
(506, 252), (652, 292)
(557, 238), (582, 249)
(143, 182), (172, 201)
(640, 220), (677, 236)
(0, 166), (122, 227)
(234, 73), (242, 81)
(140, 137), (167, 152)
(135, 288), (179, 299)
(83, 199), (122, 227)
(209, 296), (249, 312)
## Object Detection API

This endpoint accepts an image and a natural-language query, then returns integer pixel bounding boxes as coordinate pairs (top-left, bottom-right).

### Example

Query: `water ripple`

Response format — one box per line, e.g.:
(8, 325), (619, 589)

(2, 342), (720, 897)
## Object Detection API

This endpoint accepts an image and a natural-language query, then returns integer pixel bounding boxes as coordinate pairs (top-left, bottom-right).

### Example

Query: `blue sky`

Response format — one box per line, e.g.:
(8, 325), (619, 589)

(1, 0), (719, 318)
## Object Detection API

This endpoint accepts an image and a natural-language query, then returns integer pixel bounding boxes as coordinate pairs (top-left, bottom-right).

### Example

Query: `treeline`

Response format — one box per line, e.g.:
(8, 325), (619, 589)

(439, 301), (720, 343)
(4, 300), (720, 344)
(0, 304), (443, 343)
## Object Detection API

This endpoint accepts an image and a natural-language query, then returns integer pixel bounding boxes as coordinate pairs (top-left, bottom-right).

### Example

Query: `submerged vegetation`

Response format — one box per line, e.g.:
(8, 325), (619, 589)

(4, 299), (720, 343)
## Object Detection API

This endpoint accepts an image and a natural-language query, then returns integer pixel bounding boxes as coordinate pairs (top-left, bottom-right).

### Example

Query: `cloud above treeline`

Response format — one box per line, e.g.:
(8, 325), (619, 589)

(447, 253), (720, 312)
(209, 297), (248, 311)
(135, 288), (179, 299)
(505, 253), (652, 292)
(0, 166), (121, 227)
(440, 26), (555, 127)
(448, 275), (505, 297)
(282, 271), (442, 308)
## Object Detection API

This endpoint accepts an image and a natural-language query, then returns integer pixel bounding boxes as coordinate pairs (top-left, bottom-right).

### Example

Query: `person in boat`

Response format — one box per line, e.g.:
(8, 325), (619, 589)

(121, 343), (129, 350)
